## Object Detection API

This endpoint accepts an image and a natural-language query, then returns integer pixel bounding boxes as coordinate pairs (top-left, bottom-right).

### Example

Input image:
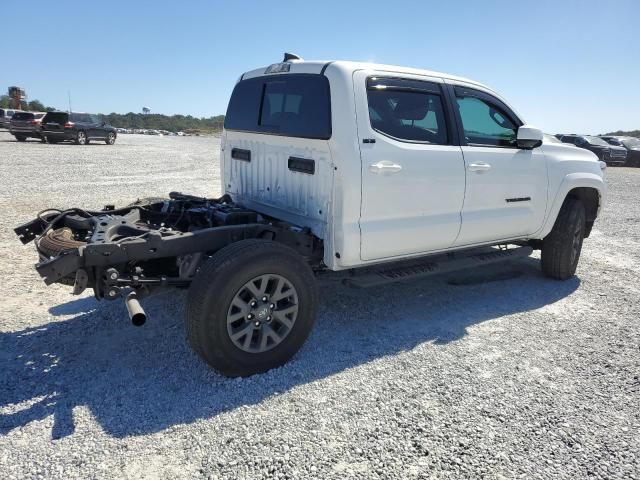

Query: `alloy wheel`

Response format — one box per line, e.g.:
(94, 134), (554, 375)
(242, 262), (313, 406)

(226, 274), (299, 353)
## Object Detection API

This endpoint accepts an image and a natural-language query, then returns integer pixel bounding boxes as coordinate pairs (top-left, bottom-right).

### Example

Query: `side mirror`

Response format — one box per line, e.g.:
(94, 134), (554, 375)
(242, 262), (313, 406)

(517, 125), (543, 149)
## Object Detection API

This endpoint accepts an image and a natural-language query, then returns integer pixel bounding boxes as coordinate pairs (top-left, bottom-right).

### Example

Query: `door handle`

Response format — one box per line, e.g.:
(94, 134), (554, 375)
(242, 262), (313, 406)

(467, 162), (492, 172)
(369, 160), (403, 175)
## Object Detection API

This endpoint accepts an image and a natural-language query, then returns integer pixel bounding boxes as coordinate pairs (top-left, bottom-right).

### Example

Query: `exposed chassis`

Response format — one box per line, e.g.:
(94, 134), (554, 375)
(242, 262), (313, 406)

(15, 192), (321, 302)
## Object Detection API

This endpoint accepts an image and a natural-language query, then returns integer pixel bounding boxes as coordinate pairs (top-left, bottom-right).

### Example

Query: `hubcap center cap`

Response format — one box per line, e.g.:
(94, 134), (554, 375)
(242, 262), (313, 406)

(255, 306), (270, 320)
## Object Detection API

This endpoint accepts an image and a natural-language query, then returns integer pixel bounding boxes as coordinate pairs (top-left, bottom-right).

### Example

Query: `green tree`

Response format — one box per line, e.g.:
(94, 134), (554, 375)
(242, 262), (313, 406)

(27, 99), (46, 111)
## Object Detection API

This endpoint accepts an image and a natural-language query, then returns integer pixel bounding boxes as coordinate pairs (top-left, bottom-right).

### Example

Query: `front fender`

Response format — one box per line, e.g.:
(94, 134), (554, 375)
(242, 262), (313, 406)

(535, 172), (606, 239)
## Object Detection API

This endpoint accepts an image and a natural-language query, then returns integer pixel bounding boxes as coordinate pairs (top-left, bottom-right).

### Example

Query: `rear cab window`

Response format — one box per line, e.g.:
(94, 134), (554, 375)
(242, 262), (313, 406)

(224, 74), (331, 139)
(366, 77), (449, 144)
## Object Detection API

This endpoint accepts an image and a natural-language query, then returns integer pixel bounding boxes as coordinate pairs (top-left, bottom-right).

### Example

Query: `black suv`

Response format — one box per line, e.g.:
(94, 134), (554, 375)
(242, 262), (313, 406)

(559, 134), (627, 165)
(600, 136), (640, 167)
(41, 112), (117, 145)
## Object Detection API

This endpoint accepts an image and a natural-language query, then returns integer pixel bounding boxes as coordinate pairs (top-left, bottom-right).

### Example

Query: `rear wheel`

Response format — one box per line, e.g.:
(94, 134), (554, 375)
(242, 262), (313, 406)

(541, 198), (586, 280)
(187, 239), (318, 377)
(75, 131), (87, 145)
(105, 132), (116, 145)
(14, 135), (26, 142)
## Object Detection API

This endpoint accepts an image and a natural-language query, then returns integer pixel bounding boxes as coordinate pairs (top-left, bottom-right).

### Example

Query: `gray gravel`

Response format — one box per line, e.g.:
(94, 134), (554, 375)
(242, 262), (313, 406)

(0, 130), (638, 479)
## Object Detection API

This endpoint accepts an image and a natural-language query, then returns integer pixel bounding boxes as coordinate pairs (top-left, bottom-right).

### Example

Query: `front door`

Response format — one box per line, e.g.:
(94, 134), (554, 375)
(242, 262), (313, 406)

(450, 84), (548, 246)
(354, 72), (466, 261)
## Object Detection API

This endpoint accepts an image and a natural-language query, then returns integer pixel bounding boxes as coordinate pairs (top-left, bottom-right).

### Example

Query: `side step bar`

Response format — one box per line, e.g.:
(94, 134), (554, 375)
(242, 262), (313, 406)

(344, 246), (533, 288)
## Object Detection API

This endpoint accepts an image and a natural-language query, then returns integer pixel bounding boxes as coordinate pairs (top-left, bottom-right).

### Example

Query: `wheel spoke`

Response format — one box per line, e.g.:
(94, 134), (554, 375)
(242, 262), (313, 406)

(271, 277), (286, 300)
(228, 311), (246, 323)
(230, 324), (253, 341)
(246, 275), (269, 298)
(262, 324), (281, 348)
(273, 305), (298, 328)
(259, 329), (270, 351)
(231, 297), (250, 312)
(242, 330), (254, 349)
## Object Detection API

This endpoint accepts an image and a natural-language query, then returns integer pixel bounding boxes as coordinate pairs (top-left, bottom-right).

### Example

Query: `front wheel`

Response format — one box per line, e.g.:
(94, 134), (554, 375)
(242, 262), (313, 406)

(14, 135), (26, 142)
(541, 198), (586, 280)
(105, 132), (116, 145)
(186, 239), (318, 377)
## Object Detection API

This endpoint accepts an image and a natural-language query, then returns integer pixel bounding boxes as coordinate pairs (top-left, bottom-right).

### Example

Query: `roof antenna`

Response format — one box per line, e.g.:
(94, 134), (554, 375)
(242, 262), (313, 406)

(283, 52), (303, 62)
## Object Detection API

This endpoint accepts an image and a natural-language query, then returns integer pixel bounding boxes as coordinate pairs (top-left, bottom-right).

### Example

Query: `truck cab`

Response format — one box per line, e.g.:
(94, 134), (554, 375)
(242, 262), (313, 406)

(222, 57), (605, 270)
(15, 55), (606, 377)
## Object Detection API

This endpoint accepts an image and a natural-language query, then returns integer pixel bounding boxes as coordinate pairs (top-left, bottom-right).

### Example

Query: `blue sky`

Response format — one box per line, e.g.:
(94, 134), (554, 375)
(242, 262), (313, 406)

(5, 0), (638, 133)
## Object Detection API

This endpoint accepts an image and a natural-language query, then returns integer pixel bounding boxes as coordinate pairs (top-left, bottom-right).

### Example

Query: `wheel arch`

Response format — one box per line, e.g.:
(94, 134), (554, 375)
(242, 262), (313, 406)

(566, 187), (600, 237)
(538, 173), (605, 239)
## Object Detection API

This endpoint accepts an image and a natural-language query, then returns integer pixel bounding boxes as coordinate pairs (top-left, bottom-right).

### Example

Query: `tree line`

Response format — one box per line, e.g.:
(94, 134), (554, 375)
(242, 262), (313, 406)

(1, 95), (225, 133)
(0, 95), (56, 112)
(603, 130), (640, 138)
(97, 112), (225, 133)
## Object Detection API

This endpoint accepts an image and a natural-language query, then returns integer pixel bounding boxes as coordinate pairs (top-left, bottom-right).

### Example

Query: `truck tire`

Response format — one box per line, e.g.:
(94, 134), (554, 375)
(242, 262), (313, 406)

(14, 135), (27, 142)
(186, 239), (318, 377)
(541, 197), (586, 280)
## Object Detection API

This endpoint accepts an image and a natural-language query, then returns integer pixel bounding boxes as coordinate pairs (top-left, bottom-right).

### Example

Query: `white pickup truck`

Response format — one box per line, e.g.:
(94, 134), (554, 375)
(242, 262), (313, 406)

(15, 54), (606, 376)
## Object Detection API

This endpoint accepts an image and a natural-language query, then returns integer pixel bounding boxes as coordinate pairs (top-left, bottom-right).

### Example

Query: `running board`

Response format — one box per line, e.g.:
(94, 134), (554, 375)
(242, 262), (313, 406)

(344, 246), (533, 288)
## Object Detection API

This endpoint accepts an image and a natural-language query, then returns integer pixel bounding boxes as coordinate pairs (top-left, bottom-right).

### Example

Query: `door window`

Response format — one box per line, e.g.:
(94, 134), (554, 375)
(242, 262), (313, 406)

(366, 77), (448, 144)
(455, 92), (518, 147)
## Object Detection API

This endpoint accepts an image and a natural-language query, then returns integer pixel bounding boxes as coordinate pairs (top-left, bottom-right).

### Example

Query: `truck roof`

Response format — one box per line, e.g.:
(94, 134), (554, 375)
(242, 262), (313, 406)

(241, 59), (494, 93)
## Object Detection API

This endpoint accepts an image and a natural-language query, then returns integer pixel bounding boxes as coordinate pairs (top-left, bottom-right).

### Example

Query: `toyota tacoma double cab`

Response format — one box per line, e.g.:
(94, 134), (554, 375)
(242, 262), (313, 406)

(15, 54), (606, 377)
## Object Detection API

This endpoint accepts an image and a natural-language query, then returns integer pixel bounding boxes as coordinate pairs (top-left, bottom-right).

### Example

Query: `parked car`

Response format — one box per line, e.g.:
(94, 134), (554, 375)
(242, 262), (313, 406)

(40, 111), (117, 145)
(559, 134), (627, 165)
(600, 135), (640, 167)
(9, 111), (46, 141)
(15, 56), (606, 377)
(0, 108), (17, 129)
(544, 133), (563, 144)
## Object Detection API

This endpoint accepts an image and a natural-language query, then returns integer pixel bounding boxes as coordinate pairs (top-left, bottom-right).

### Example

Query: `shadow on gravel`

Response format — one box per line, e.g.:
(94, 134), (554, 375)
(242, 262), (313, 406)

(0, 258), (579, 439)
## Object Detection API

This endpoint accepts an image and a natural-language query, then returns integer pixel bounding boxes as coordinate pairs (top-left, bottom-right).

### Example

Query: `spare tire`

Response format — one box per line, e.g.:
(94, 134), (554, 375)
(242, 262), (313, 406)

(37, 228), (86, 257)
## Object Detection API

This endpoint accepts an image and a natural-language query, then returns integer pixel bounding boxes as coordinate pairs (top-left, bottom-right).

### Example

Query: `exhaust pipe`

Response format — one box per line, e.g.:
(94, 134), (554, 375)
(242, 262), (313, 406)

(125, 291), (147, 326)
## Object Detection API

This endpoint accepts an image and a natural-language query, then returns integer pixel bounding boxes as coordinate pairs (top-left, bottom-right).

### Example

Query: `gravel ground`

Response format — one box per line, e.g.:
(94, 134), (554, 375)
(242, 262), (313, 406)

(0, 130), (638, 479)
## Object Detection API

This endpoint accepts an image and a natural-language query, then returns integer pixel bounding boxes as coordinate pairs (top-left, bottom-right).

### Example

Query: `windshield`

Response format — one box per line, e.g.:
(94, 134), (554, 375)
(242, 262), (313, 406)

(622, 137), (640, 148)
(585, 136), (609, 146)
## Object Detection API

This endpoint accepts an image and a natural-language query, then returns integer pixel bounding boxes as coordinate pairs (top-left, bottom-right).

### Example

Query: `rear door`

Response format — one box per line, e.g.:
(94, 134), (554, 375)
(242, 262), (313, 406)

(354, 71), (466, 261)
(10, 112), (34, 131)
(450, 84), (548, 246)
(42, 112), (68, 134)
(89, 115), (105, 138)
